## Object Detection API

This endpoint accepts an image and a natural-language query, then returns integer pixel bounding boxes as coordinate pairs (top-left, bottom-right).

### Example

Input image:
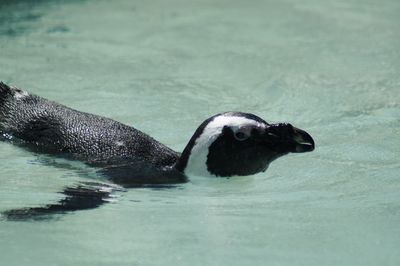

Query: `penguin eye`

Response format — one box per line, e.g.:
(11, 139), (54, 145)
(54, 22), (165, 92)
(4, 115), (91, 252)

(234, 131), (249, 141)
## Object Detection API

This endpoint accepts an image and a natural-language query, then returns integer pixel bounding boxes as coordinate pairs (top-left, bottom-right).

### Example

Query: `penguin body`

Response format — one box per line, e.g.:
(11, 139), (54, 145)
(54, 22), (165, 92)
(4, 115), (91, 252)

(0, 82), (315, 187)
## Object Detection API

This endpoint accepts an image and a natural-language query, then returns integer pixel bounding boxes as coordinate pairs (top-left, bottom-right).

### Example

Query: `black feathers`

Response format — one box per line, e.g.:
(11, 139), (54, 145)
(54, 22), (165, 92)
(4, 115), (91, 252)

(0, 81), (12, 111)
(0, 82), (180, 175)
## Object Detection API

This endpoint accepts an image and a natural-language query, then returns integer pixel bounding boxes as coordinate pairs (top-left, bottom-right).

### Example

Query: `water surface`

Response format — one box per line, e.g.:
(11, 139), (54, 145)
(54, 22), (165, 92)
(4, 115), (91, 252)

(0, 0), (399, 265)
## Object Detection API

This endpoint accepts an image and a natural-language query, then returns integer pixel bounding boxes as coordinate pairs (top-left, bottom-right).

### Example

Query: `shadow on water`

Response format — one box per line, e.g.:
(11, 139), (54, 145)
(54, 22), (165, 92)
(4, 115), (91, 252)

(1, 178), (184, 222)
(0, 138), (188, 221)
(1, 182), (122, 221)
(0, 145), (186, 221)
(0, 0), (86, 37)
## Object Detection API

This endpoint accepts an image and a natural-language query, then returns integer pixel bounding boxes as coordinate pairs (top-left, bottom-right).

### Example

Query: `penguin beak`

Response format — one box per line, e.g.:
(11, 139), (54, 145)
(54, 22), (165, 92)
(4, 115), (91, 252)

(291, 127), (315, 153)
(265, 123), (315, 153)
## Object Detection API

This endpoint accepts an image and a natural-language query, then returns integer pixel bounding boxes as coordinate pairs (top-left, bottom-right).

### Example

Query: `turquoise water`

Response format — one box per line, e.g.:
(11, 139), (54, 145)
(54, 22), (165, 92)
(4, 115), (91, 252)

(0, 0), (399, 265)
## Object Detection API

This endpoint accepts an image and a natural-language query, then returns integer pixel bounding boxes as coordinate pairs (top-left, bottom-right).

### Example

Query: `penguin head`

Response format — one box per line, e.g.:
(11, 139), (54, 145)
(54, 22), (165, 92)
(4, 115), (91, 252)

(175, 112), (314, 177)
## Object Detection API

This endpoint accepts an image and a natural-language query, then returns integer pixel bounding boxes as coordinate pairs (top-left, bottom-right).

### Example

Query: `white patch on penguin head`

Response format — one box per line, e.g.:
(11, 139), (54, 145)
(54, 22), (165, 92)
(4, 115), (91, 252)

(183, 113), (267, 177)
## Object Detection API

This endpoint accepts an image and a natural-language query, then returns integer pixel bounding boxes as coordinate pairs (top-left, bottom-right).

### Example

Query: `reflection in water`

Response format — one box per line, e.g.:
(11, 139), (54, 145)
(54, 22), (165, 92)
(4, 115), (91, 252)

(1, 182), (122, 221)
(0, 151), (187, 221)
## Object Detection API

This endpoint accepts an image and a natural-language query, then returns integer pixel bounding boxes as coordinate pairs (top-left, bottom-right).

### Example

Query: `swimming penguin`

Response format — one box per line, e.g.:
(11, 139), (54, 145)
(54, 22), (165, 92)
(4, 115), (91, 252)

(0, 82), (315, 187)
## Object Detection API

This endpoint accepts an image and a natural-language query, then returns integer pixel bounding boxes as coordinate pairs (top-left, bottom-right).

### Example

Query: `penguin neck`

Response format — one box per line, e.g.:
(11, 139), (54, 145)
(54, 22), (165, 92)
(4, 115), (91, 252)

(173, 114), (227, 176)
(173, 117), (215, 174)
(174, 139), (196, 174)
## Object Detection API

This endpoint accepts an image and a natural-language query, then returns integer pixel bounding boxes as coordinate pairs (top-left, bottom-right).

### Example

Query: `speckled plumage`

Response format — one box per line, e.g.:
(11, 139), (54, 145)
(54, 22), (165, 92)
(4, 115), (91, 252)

(0, 82), (179, 168)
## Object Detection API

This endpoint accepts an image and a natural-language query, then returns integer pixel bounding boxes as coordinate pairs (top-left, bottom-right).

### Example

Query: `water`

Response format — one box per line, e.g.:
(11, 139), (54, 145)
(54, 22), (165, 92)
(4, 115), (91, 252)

(0, 0), (399, 265)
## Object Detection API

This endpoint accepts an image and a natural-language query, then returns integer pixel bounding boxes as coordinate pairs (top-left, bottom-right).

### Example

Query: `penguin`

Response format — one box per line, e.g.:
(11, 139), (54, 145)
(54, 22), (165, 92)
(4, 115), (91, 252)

(0, 82), (314, 187)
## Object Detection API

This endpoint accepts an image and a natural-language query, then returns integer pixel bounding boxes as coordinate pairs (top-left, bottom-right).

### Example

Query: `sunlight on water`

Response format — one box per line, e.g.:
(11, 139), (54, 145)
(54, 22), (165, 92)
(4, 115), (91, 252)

(0, 0), (399, 265)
